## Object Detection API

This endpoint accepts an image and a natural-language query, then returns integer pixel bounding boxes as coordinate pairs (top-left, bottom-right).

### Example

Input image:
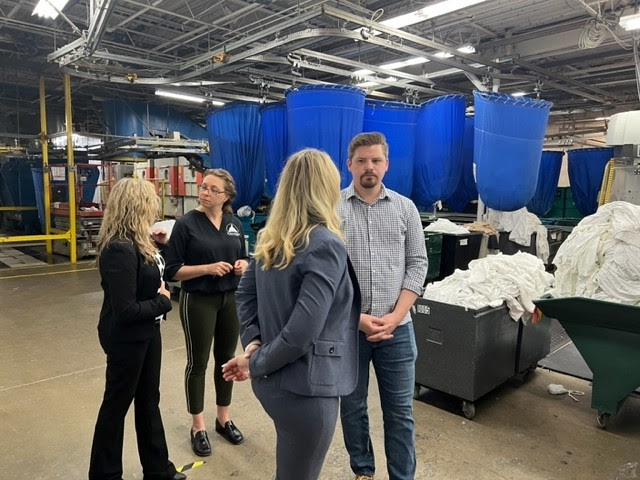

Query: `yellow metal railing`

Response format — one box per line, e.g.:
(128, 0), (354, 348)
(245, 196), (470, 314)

(0, 74), (76, 263)
(0, 207), (37, 211)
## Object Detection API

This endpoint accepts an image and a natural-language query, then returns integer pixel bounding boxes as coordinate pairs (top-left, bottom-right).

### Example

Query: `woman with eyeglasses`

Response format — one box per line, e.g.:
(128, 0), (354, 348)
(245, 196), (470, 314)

(164, 169), (249, 457)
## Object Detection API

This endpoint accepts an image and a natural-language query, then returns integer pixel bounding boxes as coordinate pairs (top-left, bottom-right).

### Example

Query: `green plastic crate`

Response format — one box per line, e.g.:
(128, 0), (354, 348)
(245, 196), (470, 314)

(425, 232), (442, 281)
(544, 187), (584, 220)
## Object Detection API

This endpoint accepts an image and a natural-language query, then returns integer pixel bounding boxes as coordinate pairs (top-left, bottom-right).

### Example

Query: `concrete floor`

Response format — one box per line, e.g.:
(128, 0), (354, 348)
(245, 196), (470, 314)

(1, 261), (639, 480)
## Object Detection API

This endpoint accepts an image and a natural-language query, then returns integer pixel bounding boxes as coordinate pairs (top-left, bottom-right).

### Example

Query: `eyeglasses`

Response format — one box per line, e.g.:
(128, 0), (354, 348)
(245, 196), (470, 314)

(198, 185), (226, 195)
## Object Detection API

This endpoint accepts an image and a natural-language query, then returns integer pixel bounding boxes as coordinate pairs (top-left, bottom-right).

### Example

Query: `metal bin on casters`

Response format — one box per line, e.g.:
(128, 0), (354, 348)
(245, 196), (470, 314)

(411, 298), (520, 419)
(437, 232), (483, 280)
(488, 231), (537, 256)
(533, 296), (640, 428)
(412, 298), (551, 419)
(516, 314), (551, 376)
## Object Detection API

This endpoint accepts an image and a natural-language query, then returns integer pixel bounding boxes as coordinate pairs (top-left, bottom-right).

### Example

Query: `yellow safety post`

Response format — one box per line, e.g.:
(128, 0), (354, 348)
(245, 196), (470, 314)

(39, 75), (53, 255)
(64, 74), (77, 263)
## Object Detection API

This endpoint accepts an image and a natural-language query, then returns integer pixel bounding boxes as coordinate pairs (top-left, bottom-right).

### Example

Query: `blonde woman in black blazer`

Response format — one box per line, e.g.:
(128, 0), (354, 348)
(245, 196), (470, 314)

(89, 178), (185, 480)
(223, 149), (360, 480)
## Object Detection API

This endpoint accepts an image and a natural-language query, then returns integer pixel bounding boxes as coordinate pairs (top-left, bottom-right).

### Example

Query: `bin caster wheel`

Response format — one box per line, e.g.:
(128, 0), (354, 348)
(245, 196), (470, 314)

(413, 384), (421, 399)
(462, 400), (476, 420)
(596, 411), (611, 429)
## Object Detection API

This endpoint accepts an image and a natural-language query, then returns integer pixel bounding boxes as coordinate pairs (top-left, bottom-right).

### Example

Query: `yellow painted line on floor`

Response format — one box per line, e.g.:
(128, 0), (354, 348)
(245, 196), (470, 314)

(177, 461), (206, 473)
(0, 266), (97, 280)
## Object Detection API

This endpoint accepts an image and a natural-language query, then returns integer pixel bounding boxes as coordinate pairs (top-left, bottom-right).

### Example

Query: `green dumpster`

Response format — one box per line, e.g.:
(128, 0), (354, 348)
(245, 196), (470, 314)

(533, 296), (640, 428)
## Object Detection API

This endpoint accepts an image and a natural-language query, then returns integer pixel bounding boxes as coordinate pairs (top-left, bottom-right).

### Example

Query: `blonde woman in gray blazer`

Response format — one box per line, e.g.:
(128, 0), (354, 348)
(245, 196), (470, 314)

(223, 148), (360, 480)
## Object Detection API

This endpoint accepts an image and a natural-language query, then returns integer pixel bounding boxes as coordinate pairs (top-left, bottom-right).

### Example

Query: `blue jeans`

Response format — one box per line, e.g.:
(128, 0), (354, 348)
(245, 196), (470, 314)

(340, 323), (418, 480)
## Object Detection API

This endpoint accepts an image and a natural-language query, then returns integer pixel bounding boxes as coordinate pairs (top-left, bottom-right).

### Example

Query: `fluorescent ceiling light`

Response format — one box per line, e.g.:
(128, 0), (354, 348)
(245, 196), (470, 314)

(594, 116), (611, 121)
(511, 91), (527, 97)
(155, 89), (206, 103)
(381, 0), (489, 29)
(457, 45), (476, 54)
(619, 12), (640, 31)
(380, 56), (429, 69)
(356, 76), (397, 88)
(169, 81), (229, 87)
(155, 89), (226, 106)
(356, 81), (381, 88)
(354, 68), (375, 76)
(32, 0), (69, 19)
(353, 57), (428, 78)
(434, 45), (475, 59)
(156, 88), (226, 107)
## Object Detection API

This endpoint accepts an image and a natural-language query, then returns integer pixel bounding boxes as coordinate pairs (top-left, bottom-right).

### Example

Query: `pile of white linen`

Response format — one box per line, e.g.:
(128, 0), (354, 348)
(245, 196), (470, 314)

(424, 218), (470, 235)
(423, 252), (554, 321)
(485, 208), (550, 263)
(553, 201), (640, 305)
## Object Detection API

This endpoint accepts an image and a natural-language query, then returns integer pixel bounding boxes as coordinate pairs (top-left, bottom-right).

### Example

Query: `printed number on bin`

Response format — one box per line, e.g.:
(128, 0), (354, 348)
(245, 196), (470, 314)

(417, 304), (430, 315)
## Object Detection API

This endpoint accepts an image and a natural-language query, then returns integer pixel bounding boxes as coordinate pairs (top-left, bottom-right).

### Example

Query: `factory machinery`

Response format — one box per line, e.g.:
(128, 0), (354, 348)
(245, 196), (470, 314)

(599, 111), (640, 207)
(0, 134), (208, 260)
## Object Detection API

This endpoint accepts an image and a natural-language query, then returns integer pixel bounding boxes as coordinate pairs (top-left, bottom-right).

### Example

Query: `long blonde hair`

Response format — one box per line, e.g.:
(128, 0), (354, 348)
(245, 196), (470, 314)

(97, 177), (160, 263)
(254, 148), (343, 270)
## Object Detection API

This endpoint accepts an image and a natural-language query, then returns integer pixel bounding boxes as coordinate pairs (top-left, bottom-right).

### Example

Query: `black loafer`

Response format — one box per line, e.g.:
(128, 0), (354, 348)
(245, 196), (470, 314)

(215, 419), (244, 445)
(172, 473), (187, 480)
(190, 429), (212, 457)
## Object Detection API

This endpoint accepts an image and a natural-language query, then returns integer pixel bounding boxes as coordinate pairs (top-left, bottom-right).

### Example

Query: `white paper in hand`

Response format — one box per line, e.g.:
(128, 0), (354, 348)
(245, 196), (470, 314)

(151, 219), (176, 239)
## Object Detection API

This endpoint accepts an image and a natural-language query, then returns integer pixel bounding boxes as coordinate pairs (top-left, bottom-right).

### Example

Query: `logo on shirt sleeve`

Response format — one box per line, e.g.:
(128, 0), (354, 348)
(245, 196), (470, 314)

(226, 223), (241, 237)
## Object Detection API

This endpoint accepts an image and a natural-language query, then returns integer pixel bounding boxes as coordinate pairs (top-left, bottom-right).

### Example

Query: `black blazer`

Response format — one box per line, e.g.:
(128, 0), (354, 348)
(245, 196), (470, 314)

(98, 240), (172, 344)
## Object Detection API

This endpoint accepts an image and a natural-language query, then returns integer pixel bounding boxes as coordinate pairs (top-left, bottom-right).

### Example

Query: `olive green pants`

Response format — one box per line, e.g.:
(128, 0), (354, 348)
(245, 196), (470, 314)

(179, 289), (239, 414)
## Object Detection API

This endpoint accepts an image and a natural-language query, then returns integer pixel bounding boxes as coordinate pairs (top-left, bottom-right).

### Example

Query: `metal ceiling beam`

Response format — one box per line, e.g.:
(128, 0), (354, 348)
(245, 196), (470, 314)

(85, 0), (117, 55)
(295, 48), (438, 86)
(464, 72), (487, 92)
(321, 5), (503, 70)
(118, 0), (214, 28)
(151, 3), (260, 53)
(179, 7), (323, 71)
(291, 58), (440, 95)
(107, 0), (165, 32)
(480, 18), (587, 51)
(514, 58), (616, 103)
(241, 67), (330, 86)
(0, 0), (22, 32)
(47, 37), (87, 63)
(91, 51), (174, 69)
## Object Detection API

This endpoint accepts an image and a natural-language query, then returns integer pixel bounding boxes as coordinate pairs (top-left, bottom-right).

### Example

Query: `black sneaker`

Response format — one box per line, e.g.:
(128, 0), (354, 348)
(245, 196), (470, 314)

(215, 419), (244, 445)
(190, 429), (212, 457)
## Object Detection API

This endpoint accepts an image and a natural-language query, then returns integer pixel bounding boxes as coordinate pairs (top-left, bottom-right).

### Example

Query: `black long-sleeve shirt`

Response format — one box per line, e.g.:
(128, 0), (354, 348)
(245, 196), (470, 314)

(164, 210), (248, 294)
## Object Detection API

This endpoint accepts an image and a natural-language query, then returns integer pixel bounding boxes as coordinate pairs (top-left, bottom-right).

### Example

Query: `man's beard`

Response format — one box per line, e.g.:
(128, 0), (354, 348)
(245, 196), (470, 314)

(360, 175), (378, 189)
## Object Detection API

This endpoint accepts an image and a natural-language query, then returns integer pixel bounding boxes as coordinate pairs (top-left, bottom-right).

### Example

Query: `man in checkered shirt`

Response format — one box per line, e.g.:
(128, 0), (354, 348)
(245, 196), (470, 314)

(339, 132), (428, 480)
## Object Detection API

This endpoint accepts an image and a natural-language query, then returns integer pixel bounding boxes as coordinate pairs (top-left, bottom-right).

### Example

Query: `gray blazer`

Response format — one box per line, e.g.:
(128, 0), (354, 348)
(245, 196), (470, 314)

(236, 226), (361, 397)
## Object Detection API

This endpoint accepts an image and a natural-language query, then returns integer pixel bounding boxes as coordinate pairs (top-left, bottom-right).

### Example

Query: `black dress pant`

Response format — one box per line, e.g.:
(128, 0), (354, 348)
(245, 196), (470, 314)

(89, 326), (177, 480)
